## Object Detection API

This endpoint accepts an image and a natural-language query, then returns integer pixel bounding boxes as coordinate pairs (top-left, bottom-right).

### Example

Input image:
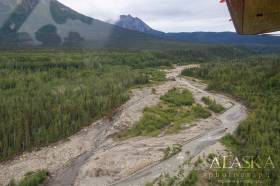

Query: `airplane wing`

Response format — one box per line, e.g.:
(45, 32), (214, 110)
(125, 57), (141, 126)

(226, 0), (280, 35)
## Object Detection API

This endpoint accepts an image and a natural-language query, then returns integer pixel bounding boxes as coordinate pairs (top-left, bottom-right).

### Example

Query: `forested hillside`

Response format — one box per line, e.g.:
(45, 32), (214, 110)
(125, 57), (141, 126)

(182, 56), (280, 185)
(0, 47), (246, 161)
(0, 50), (148, 160)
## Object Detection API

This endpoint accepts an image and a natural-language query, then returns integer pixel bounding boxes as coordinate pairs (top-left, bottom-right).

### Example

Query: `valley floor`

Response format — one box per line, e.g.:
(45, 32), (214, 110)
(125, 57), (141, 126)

(0, 65), (247, 186)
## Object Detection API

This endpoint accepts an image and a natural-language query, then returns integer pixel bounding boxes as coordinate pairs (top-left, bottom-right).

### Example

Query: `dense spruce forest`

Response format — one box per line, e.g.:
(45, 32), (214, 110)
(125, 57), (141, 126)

(0, 47), (246, 161)
(0, 53), (151, 161)
(182, 56), (280, 185)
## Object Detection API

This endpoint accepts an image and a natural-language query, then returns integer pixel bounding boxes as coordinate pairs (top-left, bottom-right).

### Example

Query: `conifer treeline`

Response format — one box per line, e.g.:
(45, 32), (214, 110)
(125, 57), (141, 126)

(0, 51), (150, 160)
(182, 56), (280, 185)
(0, 47), (260, 161)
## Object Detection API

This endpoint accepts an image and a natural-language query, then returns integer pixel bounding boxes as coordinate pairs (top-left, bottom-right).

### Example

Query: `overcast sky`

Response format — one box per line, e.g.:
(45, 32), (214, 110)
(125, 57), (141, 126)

(59, 0), (235, 33)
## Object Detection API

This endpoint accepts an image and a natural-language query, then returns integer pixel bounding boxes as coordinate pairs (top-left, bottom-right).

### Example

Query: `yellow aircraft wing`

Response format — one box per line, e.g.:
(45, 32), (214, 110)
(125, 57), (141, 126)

(226, 0), (280, 35)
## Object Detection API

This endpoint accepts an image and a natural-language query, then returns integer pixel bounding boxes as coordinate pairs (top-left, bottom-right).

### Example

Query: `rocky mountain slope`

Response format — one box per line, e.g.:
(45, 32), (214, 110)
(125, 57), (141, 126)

(115, 15), (164, 36)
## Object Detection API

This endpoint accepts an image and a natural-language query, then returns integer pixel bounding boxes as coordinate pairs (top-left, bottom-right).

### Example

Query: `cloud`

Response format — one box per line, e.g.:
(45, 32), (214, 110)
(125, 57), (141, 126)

(58, 0), (235, 32)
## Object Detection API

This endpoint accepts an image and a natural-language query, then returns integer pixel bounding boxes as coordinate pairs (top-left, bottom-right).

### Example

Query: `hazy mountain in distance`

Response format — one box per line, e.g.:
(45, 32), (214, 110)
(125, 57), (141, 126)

(0, 0), (170, 48)
(113, 15), (280, 46)
(165, 32), (280, 46)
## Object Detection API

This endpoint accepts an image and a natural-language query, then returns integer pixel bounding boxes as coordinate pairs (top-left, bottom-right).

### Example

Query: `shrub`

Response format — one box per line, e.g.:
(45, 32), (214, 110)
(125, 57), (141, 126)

(192, 104), (211, 119)
(163, 144), (182, 160)
(12, 170), (49, 186)
(202, 97), (225, 113)
(161, 88), (194, 106)
(180, 170), (198, 186)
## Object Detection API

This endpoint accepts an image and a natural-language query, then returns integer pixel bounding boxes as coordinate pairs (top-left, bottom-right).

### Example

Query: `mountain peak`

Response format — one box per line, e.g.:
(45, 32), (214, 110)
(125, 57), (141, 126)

(115, 14), (164, 36)
(117, 14), (151, 31)
(120, 14), (133, 19)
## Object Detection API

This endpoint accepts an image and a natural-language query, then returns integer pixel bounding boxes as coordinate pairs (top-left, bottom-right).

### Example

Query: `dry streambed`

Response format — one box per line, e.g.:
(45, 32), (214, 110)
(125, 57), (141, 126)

(75, 70), (247, 186)
(0, 65), (247, 186)
(110, 78), (247, 186)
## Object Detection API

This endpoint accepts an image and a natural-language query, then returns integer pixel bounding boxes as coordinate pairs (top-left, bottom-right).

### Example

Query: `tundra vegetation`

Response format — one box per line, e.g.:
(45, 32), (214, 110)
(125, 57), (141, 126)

(182, 55), (280, 185)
